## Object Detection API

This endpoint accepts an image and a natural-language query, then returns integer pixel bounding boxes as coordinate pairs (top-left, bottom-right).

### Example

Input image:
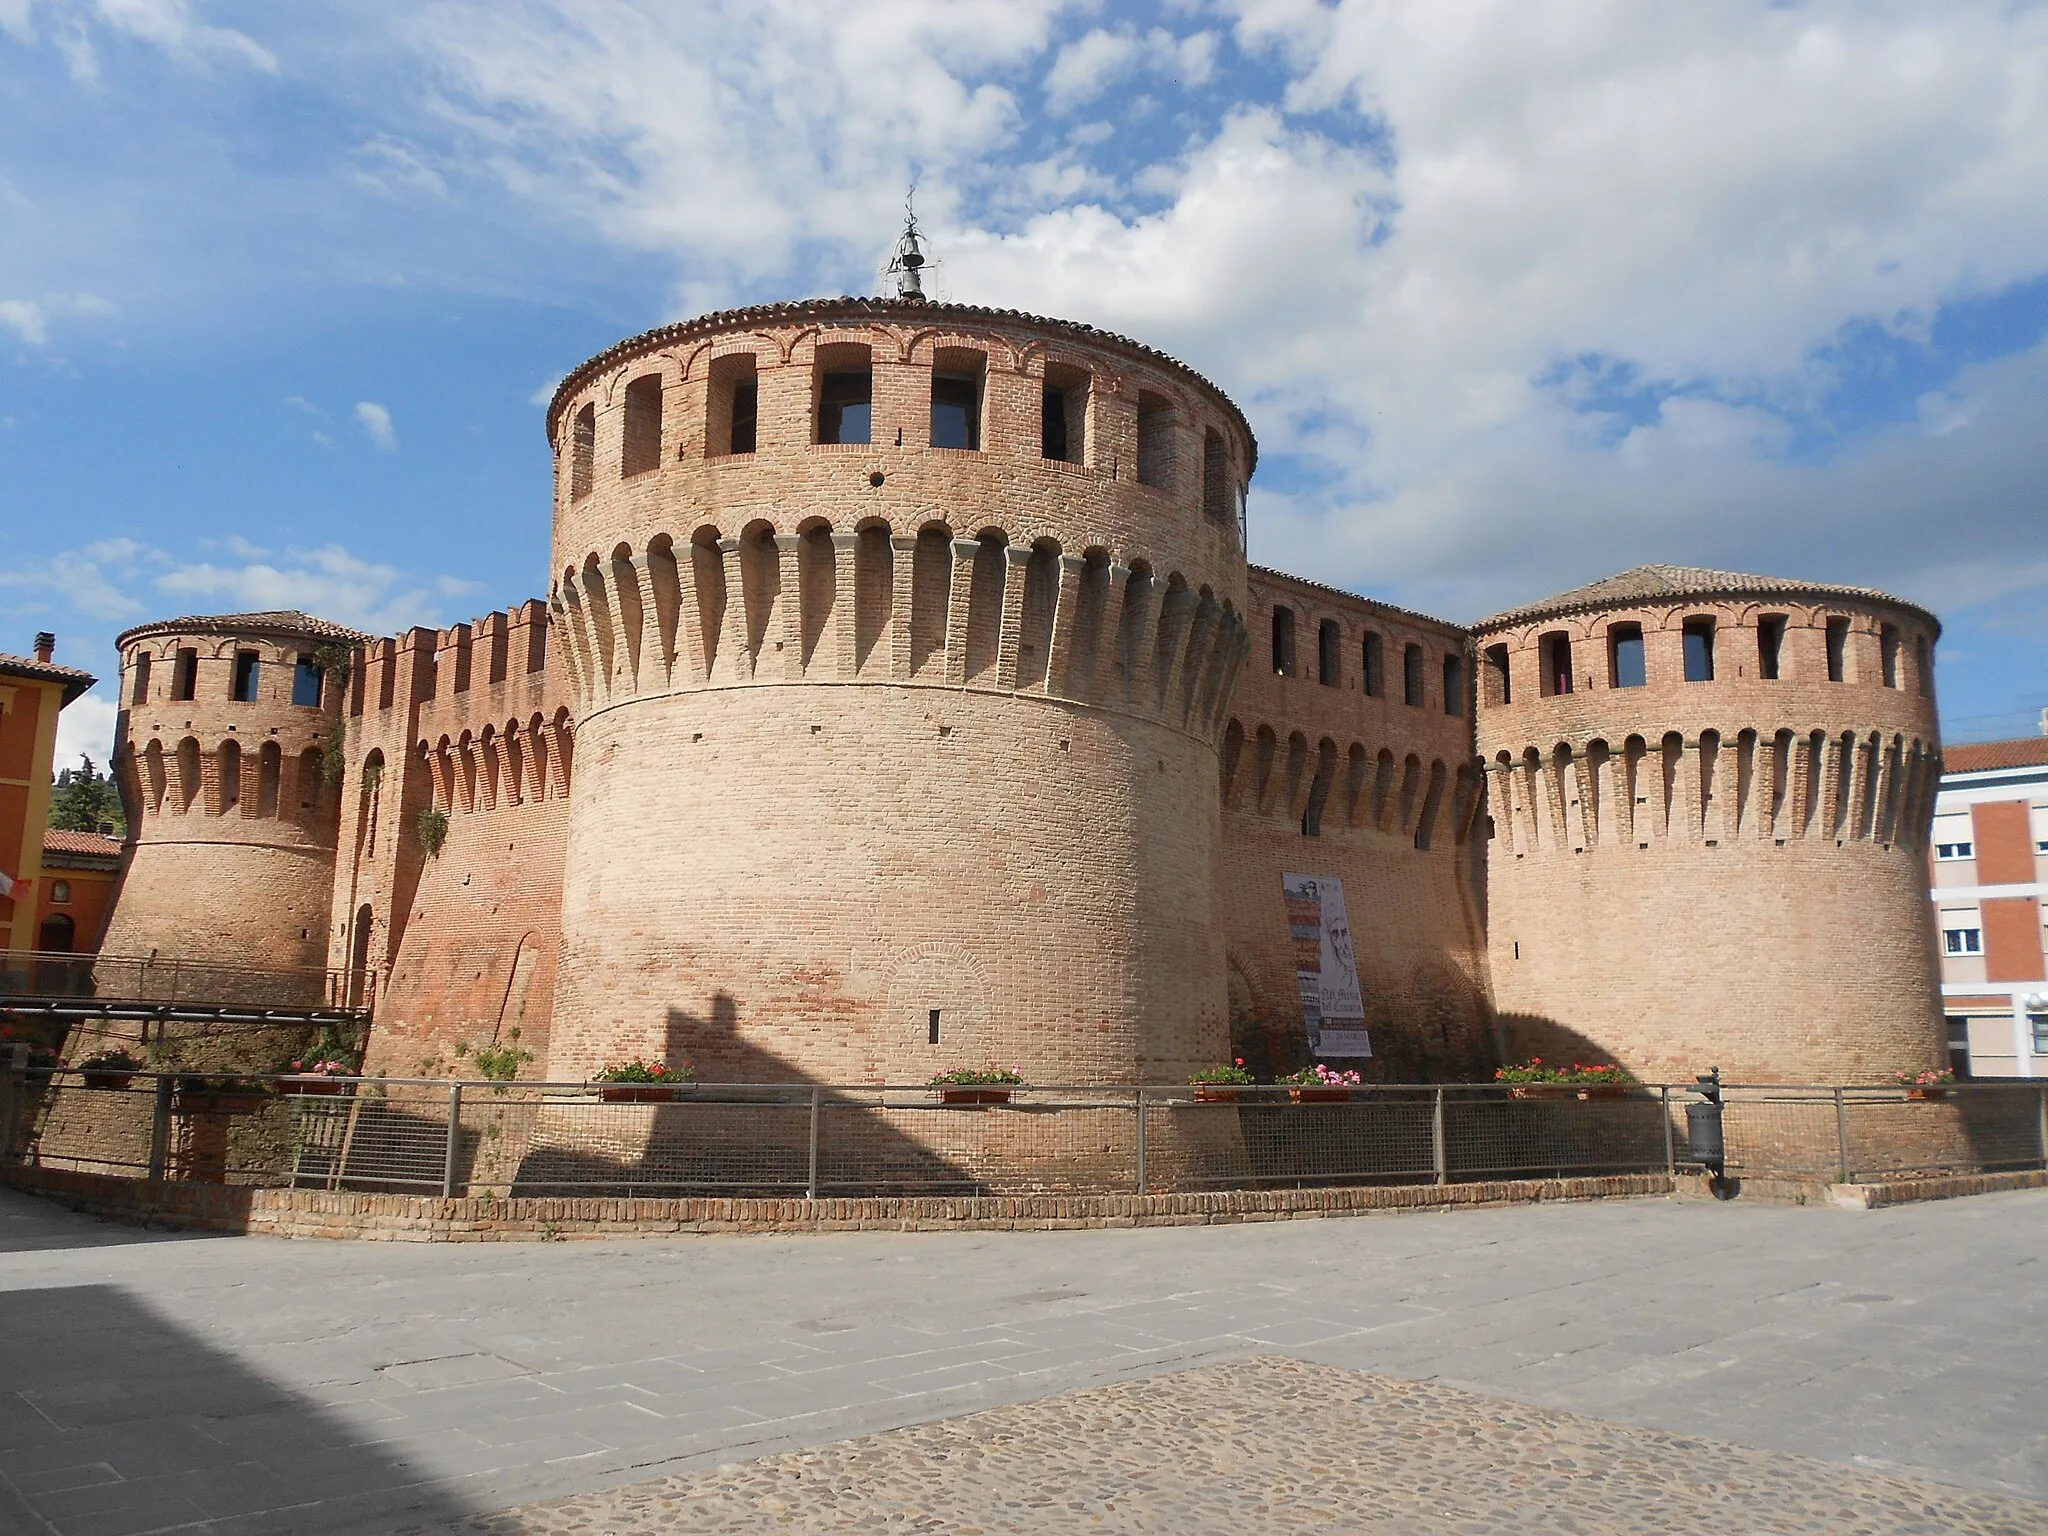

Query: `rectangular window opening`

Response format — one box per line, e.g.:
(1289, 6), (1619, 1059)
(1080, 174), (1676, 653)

(1402, 643), (1425, 707)
(816, 344), (873, 445)
(1609, 623), (1646, 688)
(1825, 616), (1849, 682)
(1271, 606), (1296, 677)
(1757, 614), (1785, 681)
(172, 647), (198, 702)
(231, 649), (260, 703)
(1483, 643), (1510, 706)
(1682, 618), (1715, 683)
(1540, 631), (1574, 697)
(1880, 623), (1900, 688)
(292, 655), (324, 708)
(1362, 632), (1384, 698)
(708, 353), (758, 456)
(1317, 620), (1340, 687)
(928, 1008), (941, 1045)
(1041, 363), (1088, 463)
(130, 651), (151, 704)
(621, 372), (663, 477)
(1934, 841), (1975, 860)
(1443, 654), (1465, 717)
(1942, 927), (1982, 956)
(930, 348), (985, 451)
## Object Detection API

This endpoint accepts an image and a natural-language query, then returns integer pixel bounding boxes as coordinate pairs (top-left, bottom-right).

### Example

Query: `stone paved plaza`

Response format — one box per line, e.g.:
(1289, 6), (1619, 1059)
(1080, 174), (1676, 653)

(2, 1186), (2045, 1533)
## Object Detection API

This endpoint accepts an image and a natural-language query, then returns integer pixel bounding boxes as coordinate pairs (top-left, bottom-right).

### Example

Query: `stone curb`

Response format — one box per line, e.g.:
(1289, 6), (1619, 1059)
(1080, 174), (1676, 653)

(1, 1166), (1672, 1240)
(1826, 1168), (2048, 1209)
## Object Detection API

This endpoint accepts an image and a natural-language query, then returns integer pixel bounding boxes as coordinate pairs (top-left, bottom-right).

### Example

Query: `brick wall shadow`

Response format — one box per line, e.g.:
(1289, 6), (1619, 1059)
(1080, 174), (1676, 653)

(0, 1282), (472, 1532)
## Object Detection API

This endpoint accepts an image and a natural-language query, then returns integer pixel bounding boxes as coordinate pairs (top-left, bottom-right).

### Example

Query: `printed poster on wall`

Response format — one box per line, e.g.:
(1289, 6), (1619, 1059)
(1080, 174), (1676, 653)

(1282, 873), (1372, 1058)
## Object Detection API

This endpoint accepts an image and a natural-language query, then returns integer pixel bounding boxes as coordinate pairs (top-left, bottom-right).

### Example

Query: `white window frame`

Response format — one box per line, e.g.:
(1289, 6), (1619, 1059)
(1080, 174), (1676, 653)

(1942, 925), (1982, 956)
(1935, 841), (1975, 860)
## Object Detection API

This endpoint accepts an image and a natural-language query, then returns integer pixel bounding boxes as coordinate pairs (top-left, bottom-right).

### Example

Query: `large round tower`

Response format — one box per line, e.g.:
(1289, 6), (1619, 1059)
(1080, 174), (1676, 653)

(105, 611), (364, 975)
(1473, 565), (1945, 1084)
(542, 298), (1254, 1084)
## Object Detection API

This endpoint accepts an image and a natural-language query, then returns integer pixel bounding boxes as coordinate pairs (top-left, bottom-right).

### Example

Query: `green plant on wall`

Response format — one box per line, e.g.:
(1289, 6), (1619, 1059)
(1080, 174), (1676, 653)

(314, 642), (355, 786)
(417, 808), (449, 858)
(456, 1026), (533, 1086)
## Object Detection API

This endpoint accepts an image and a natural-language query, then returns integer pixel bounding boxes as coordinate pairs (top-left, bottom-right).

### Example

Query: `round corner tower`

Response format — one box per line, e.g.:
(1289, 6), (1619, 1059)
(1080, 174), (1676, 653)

(542, 298), (1255, 1084)
(104, 610), (364, 973)
(1473, 565), (1945, 1084)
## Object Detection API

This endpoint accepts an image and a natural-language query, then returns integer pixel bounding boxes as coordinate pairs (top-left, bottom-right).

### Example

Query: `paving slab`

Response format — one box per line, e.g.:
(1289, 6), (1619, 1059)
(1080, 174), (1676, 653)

(1, 1185), (2045, 1532)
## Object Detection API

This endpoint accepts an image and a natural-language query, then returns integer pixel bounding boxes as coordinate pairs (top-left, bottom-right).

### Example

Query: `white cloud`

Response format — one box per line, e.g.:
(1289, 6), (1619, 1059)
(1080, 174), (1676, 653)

(354, 400), (396, 450)
(528, 373), (564, 407)
(152, 542), (464, 633)
(90, 0), (275, 72)
(0, 293), (111, 346)
(1044, 26), (1220, 112)
(55, 691), (119, 772)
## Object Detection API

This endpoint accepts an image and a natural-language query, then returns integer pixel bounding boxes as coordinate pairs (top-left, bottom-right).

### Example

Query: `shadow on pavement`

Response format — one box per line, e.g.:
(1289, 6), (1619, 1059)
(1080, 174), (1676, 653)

(0, 1280), (474, 1535)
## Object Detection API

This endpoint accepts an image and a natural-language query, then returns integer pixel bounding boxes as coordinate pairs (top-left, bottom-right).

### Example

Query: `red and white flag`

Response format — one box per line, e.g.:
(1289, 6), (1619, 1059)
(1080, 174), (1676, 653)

(0, 869), (14, 900)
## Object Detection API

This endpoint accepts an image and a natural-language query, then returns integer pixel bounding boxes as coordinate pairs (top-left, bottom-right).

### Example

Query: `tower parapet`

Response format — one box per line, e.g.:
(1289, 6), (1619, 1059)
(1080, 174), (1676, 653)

(106, 610), (366, 971)
(542, 298), (1256, 1083)
(1473, 565), (1944, 1083)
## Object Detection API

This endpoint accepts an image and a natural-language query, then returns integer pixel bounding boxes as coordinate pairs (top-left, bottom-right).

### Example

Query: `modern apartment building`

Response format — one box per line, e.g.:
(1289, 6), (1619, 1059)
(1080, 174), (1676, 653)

(1931, 732), (2048, 1077)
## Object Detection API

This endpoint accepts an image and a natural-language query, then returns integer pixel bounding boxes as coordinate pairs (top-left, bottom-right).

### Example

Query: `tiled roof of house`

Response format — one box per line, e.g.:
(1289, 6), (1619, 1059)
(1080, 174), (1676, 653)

(1943, 737), (2048, 774)
(40, 829), (123, 862)
(0, 652), (97, 705)
(1473, 564), (1935, 633)
(114, 610), (371, 648)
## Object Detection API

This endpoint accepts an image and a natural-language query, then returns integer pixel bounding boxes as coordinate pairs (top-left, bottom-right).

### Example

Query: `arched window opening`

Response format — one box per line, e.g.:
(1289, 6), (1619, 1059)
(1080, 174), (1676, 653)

(1271, 606), (1296, 677)
(38, 912), (75, 954)
(1482, 643), (1510, 706)
(1442, 654), (1465, 717)
(962, 532), (1007, 682)
(1202, 428), (1229, 522)
(708, 353), (758, 456)
(909, 525), (952, 678)
(1756, 614), (1786, 681)
(930, 348), (984, 450)
(1042, 363), (1088, 463)
(257, 741), (280, 817)
(816, 342), (873, 444)
(175, 737), (201, 812)
(570, 403), (596, 500)
(298, 747), (324, 814)
(622, 372), (663, 477)
(1136, 391), (1173, 489)
(1825, 616), (1849, 682)
(218, 739), (241, 815)
(1539, 631), (1573, 696)
(1362, 631), (1384, 698)
(1317, 619), (1340, 687)
(1402, 644), (1424, 707)
(1018, 541), (1060, 690)
(1608, 623), (1645, 688)
(1681, 618), (1715, 682)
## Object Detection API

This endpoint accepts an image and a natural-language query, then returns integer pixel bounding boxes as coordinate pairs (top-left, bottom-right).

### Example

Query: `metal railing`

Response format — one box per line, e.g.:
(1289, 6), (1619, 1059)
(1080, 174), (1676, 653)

(5, 1067), (2044, 1201)
(0, 950), (369, 1014)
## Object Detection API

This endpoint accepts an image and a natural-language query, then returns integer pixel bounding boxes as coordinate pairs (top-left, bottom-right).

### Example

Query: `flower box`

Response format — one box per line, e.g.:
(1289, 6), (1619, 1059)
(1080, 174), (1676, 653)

(1508, 1084), (1574, 1100)
(174, 1090), (268, 1117)
(1905, 1087), (1948, 1102)
(281, 1076), (350, 1097)
(1577, 1084), (1631, 1101)
(80, 1069), (135, 1092)
(939, 1087), (1013, 1106)
(1288, 1087), (1352, 1104)
(1193, 1087), (1241, 1104)
(600, 1083), (690, 1104)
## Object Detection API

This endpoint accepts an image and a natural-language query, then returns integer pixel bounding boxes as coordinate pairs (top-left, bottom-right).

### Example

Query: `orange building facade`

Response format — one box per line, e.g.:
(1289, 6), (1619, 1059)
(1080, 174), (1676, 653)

(1, 635), (97, 960)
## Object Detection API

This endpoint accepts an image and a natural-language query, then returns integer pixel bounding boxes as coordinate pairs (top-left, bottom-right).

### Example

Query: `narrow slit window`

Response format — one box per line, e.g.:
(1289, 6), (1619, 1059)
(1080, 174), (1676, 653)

(172, 647), (198, 702)
(928, 1008), (941, 1045)
(1271, 606), (1296, 677)
(1756, 614), (1785, 681)
(1443, 654), (1465, 717)
(292, 655), (324, 708)
(1609, 623), (1645, 688)
(1362, 632), (1384, 698)
(231, 649), (260, 703)
(1914, 634), (1931, 697)
(1825, 616), (1849, 682)
(1880, 623), (1900, 688)
(570, 404), (595, 500)
(1540, 631), (1573, 696)
(1682, 618), (1715, 683)
(1317, 620), (1340, 687)
(1403, 644), (1424, 707)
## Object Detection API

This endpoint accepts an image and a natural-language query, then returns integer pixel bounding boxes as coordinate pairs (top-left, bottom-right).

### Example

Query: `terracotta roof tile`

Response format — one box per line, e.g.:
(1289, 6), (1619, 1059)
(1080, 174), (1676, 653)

(1943, 737), (2048, 774)
(0, 652), (97, 705)
(114, 610), (371, 648)
(40, 829), (123, 858)
(1473, 564), (1936, 632)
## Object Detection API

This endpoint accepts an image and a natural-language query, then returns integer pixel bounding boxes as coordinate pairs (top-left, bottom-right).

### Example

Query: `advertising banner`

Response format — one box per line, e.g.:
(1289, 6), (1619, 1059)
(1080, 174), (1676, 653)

(1281, 873), (1372, 1058)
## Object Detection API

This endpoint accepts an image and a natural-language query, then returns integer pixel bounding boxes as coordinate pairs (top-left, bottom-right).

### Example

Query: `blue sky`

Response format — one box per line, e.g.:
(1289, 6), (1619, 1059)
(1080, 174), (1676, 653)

(3, 0), (2046, 766)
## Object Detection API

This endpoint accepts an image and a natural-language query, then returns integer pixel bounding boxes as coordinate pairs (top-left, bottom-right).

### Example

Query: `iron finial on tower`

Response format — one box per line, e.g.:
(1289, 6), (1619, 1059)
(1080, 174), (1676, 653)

(884, 189), (928, 301)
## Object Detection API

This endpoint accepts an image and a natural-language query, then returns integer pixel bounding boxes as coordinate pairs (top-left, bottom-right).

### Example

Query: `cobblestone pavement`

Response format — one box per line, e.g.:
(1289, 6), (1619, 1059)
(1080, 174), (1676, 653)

(439, 1356), (2045, 1535)
(2, 1187), (2046, 1533)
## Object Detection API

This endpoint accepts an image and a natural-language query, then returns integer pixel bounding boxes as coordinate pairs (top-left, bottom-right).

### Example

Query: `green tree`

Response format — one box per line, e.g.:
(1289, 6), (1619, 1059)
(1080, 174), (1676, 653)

(48, 755), (125, 836)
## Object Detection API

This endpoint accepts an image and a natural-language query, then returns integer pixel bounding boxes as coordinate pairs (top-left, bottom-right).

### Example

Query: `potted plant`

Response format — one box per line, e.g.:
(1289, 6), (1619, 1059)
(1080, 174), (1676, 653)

(282, 1054), (357, 1097)
(1279, 1064), (1362, 1103)
(1495, 1059), (1572, 1099)
(78, 1048), (145, 1091)
(1568, 1063), (1636, 1100)
(1891, 1067), (1956, 1102)
(172, 1075), (271, 1117)
(931, 1066), (1024, 1105)
(591, 1058), (695, 1103)
(1191, 1059), (1255, 1103)
(1, 1030), (62, 1084)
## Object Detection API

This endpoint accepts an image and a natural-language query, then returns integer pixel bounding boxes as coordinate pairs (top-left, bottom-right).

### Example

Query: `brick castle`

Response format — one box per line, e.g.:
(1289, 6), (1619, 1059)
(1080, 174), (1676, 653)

(101, 298), (1948, 1087)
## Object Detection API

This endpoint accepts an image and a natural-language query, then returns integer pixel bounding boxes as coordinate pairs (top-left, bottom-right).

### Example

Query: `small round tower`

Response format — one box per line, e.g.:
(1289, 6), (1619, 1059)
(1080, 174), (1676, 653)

(105, 610), (365, 974)
(1473, 565), (1944, 1084)
(543, 297), (1254, 1083)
